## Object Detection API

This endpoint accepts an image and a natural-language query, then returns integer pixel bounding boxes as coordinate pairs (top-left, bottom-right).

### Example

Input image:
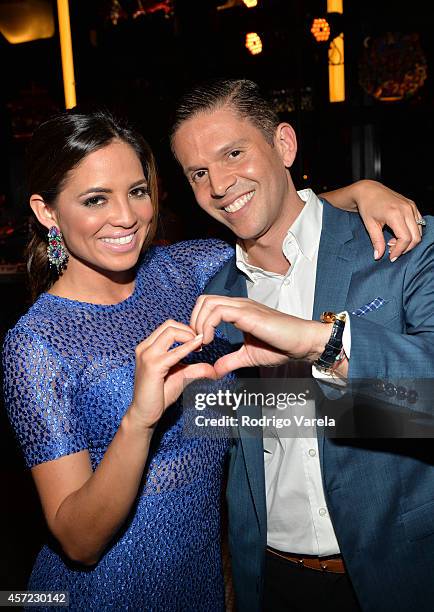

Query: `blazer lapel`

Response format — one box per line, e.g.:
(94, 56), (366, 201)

(204, 256), (266, 530)
(237, 402), (267, 532)
(203, 255), (247, 345)
(313, 200), (356, 319)
(313, 200), (357, 469)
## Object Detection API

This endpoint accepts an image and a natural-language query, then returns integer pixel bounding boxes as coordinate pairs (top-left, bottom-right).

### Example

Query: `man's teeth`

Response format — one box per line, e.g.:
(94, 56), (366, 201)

(102, 234), (134, 245)
(224, 191), (254, 213)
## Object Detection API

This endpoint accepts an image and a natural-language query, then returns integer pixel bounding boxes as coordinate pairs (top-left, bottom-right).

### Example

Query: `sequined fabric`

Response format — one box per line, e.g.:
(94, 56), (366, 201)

(3, 240), (234, 611)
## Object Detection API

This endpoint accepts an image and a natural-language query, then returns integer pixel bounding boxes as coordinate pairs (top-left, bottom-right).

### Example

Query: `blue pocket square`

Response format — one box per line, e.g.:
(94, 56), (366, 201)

(352, 297), (386, 317)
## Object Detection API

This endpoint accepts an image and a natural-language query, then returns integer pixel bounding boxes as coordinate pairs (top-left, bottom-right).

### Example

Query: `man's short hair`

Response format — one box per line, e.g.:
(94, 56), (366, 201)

(170, 79), (280, 148)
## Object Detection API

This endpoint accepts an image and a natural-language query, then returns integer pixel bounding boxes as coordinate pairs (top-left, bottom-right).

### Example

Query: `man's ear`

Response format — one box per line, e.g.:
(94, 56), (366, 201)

(29, 195), (58, 231)
(274, 123), (297, 168)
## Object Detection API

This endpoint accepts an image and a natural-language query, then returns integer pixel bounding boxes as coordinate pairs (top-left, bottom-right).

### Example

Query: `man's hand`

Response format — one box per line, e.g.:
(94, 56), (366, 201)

(322, 180), (423, 261)
(190, 296), (331, 378)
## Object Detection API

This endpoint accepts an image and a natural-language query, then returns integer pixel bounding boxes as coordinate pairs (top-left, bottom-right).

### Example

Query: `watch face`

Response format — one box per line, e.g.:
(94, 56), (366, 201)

(320, 311), (336, 324)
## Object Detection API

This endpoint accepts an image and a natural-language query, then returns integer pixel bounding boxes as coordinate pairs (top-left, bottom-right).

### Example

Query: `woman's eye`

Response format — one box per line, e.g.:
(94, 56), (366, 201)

(83, 196), (105, 207)
(129, 187), (149, 198)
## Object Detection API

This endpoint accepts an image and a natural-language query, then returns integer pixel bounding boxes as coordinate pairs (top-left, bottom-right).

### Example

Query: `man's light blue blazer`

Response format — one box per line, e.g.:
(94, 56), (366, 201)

(204, 200), (434, 612)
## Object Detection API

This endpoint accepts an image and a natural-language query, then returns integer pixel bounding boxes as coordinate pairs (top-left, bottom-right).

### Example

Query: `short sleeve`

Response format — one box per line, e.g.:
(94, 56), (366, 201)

(164, 239), (234, 292)
(2, 325), (87, 468)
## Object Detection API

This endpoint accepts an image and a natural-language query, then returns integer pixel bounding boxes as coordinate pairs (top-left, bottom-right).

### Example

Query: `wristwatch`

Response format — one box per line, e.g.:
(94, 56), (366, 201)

(314, 311), (346, 373)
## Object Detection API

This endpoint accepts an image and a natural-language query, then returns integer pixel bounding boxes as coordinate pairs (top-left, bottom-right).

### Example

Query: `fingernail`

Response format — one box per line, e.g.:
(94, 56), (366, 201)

(391, 256), (398, 262)
(374, 249), (379, 260)
(387, 241), (395, 247)
(194, 334), (203, 352)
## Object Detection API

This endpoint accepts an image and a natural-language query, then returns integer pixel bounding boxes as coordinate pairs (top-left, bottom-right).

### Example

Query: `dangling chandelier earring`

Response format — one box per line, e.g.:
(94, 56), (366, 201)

(47, 226), (69, 272)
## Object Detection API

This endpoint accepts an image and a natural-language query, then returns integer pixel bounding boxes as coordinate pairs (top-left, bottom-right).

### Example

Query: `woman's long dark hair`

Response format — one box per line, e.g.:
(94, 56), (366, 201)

(26, 109), (158, 300)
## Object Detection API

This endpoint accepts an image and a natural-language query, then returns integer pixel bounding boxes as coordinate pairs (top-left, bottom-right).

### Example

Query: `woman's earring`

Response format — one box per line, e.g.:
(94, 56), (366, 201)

(47, 226), (69, 272)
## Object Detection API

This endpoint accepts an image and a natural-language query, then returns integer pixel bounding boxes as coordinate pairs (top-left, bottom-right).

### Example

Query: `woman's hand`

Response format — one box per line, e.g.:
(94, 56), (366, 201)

(130, 319), (216, 429)
(321, 180), (423, 261)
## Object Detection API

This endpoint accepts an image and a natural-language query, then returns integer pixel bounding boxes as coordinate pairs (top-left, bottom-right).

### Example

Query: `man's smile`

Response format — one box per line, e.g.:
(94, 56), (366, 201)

(223, 190), (255, 213)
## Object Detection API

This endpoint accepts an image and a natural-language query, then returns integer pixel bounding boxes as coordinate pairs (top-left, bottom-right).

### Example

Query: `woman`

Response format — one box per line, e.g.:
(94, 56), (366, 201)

(3, 110), (234, 611)
(2, 109), (422, 610)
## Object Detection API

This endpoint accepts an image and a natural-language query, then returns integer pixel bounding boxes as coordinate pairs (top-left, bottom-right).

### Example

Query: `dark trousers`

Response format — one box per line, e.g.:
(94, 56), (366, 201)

(263, 550), (361, 612)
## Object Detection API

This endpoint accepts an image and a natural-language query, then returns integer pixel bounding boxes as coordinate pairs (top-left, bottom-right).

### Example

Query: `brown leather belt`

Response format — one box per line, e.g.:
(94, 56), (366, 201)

(267, 546), (346, 574)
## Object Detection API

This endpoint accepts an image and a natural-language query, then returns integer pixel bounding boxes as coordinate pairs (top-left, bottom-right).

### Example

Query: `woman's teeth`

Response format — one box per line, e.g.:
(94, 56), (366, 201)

(224, 191), (255, 213)
(102, 234), (134, 244)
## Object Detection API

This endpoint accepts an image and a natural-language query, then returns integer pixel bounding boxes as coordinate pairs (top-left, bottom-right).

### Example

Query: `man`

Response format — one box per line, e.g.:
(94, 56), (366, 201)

(171, 79), (434, 612)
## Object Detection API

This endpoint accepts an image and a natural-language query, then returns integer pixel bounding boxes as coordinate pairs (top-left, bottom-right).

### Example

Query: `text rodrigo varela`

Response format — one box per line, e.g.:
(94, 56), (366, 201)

(193, 389), (336, 430)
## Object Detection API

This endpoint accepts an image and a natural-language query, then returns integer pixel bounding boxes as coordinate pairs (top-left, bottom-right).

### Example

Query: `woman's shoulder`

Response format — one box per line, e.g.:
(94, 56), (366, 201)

(151, 238), (234, 270)
(138, 239), (234, 293)
(3, 294), (72, 356)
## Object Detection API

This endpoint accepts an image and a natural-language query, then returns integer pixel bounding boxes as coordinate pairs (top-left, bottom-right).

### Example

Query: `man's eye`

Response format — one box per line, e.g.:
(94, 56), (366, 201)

(192, 170), (207, 183)
(229, 150), (242, 159)
(83, 196), (105, 207)
(129, 187), (149, 198)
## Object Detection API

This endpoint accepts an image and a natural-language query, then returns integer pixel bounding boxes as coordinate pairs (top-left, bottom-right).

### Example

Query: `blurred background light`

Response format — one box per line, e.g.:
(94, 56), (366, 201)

(0, 0), (54, 44)
(245, 31), (262, 55)
(311, 18), (331, 43)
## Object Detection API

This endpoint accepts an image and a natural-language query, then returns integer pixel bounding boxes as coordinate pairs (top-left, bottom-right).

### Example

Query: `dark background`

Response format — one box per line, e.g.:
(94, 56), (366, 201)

(0, 0), (433, 591)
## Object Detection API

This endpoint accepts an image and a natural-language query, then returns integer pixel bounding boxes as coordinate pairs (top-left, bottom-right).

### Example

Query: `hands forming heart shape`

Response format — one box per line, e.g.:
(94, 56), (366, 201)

(130, 296), (333, 429)
(189, 295), (332, 378)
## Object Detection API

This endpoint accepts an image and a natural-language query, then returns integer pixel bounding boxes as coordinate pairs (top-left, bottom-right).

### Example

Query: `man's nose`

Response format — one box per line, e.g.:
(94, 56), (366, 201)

(209, 168), (236, 199)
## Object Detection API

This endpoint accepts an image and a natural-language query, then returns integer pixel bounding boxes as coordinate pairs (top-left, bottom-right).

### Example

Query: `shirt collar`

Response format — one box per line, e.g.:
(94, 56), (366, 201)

(290, 189), (323, 260)
(236, 189), (323, 278)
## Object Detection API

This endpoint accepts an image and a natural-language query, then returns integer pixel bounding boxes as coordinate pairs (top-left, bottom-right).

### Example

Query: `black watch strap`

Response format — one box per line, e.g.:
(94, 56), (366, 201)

(314, 312), (346, 370)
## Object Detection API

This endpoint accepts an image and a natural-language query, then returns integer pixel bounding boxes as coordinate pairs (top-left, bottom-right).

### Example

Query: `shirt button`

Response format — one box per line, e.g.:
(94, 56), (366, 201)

(319, 507), (328, 517)
(283, 278), (291, 286)
(308, 448), (316, 457)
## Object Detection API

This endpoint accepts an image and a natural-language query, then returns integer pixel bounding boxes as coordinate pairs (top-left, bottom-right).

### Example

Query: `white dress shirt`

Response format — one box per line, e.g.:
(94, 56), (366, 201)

(236, 189), (350, 556)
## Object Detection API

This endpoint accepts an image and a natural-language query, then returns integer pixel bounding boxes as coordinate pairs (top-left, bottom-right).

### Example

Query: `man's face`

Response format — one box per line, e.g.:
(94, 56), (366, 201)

(172, 106), (296, 242)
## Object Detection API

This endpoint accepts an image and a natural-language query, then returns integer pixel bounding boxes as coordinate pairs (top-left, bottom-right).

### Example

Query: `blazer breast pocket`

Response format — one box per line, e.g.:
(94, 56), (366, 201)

(351, 297), (399, 326)
(401, 499), (434, 542)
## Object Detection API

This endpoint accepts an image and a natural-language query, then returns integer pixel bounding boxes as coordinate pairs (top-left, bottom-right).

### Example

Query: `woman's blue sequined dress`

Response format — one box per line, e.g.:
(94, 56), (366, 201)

(3, 240), (234, 611)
